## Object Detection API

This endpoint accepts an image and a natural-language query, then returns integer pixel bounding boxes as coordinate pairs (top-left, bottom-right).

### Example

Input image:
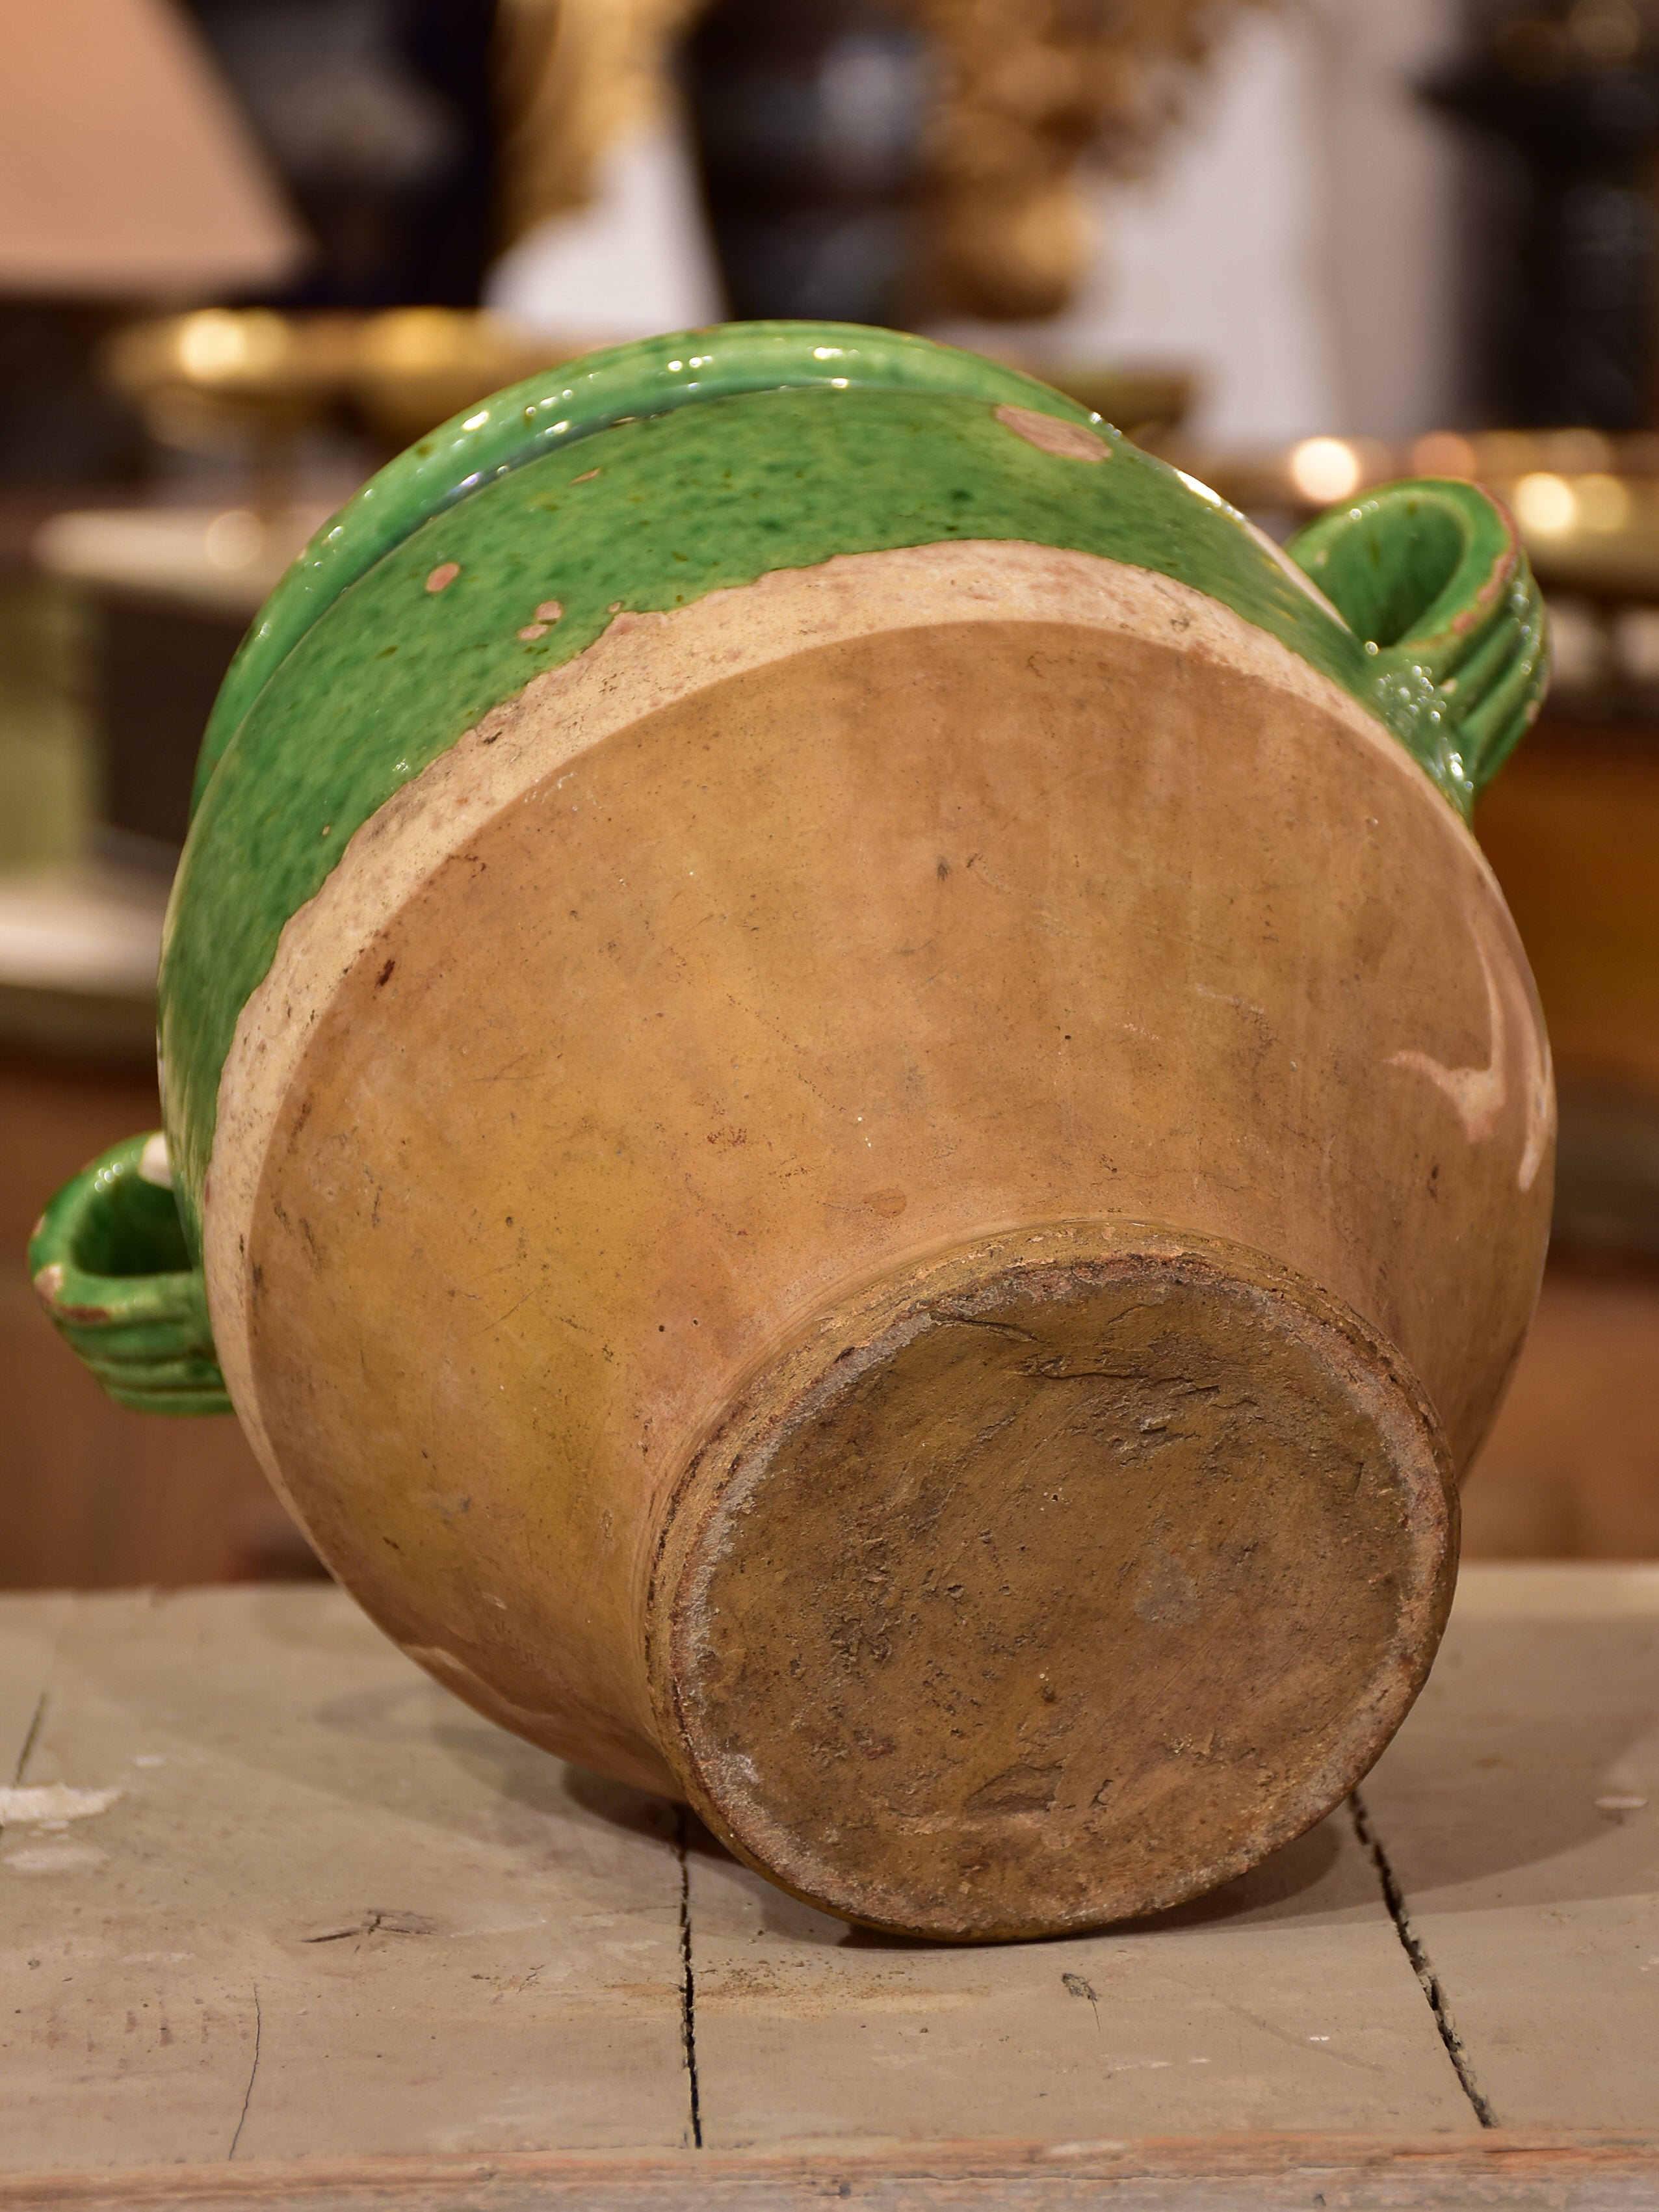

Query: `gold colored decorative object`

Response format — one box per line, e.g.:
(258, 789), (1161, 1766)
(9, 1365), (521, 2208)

(491, 0), (705, 254)
(104, 308), (1195, 459)
(913, 0), (1261, 319)
(104, 308), (603, 455)
(491, 0), (1262, 321)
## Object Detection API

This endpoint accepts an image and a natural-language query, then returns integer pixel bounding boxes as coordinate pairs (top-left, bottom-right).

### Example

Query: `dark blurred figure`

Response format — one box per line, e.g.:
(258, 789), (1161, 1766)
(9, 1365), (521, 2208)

(682, 0), (932, 326)
(185, 0), (499, 307)
(1428, 0), (1659, 428)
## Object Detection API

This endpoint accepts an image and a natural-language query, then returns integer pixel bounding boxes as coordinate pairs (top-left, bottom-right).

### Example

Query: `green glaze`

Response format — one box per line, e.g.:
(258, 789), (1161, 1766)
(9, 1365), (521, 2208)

(33, 321), (1549, 1410)
(195, 323), (1108, 810)
(162, 388), (1379, 1256)
(1288, 478), (1547, 795)
(28, 1135), (229, 1414)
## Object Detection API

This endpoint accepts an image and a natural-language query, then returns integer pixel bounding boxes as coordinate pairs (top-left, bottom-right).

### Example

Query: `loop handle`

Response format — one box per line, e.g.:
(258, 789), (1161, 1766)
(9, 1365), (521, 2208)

(1288, 478), (1548, 817)
(29, 1133), (230, 1415)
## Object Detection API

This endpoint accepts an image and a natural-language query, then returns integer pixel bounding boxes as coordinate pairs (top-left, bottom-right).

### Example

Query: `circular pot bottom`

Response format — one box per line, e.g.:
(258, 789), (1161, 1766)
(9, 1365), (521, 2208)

(648, 1222), (1456, 1940)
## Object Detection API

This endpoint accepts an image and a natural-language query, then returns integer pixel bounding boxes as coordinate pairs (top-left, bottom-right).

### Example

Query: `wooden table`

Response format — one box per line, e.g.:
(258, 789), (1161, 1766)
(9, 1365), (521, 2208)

(2, 1566), (1656, 2207)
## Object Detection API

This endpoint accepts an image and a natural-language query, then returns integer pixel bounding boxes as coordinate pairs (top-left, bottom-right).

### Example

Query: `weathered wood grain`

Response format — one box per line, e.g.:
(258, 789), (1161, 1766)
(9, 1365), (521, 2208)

(3, 1567), (1657, 2192)
(683, 1799), (1476, 2147)
(1361, 1565), (1659, 2131)
(0, 1589), (690, 2166)
(0, 1594), (68, 1783)
(0, 2133), (1656, 2212)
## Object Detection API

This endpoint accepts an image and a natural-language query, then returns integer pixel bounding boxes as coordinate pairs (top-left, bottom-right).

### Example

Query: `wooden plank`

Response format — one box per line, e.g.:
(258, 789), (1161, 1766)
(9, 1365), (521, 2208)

(0, 2133), (1656, 2212)
(5, 1566), (1656, 2175)
(0, 1588), (692, 2167)
(684, 1802), (1476, 2146)
(1361, 1564), (1659, 2131)
(0, 1593), (68, 1782)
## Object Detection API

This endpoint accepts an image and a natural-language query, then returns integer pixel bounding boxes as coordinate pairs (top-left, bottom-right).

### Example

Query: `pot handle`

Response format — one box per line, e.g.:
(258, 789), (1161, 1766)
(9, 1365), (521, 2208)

(1287, 477), (1548, 813)
(29, 1133), (231, 1415)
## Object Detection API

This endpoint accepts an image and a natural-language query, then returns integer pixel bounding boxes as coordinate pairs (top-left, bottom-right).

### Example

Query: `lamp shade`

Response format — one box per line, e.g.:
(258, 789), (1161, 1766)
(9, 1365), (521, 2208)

(0, 0), (304, 298)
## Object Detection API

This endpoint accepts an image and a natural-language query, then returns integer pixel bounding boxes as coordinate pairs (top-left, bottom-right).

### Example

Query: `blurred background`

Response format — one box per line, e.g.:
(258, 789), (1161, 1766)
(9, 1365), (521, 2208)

(3, 0), (1658, 1588)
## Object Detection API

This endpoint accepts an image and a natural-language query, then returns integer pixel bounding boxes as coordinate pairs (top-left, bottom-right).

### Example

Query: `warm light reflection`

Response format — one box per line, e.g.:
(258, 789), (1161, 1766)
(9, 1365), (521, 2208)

(176, 311), (244, 378)
(361, 306), (476, 371)
(1175, 468), (1223, 507)
(1289, 438), (1362, 504)
(1513, 472), (1577, 534)
(174, 309), (286, 382)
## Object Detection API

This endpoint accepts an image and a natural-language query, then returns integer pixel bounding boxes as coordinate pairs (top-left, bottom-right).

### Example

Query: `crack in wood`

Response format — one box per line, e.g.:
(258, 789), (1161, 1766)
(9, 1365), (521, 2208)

(228, 1986), (261, 2161)
(300, 1910), (436, 1942)
(1348, 1787), (1498, 2127)
(675, 1806), (703, 2150)
(8, 1691), (45, 1794)
(1, 1691), (48, 1854)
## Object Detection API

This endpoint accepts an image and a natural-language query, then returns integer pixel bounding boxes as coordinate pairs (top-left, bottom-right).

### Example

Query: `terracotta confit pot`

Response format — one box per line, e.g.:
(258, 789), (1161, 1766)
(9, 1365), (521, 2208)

(31, 325), (1554, 1941)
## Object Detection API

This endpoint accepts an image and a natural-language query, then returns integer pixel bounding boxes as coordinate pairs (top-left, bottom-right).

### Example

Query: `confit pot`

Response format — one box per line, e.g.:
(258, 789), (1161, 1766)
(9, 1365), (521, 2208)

(31, 324), (1554, 1942)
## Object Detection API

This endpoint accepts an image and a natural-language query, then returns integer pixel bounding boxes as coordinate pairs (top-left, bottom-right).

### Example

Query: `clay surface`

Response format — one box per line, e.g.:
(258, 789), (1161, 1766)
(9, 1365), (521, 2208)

(202, 544), (1552, 1903)
(655, 1226), (1453, 1939)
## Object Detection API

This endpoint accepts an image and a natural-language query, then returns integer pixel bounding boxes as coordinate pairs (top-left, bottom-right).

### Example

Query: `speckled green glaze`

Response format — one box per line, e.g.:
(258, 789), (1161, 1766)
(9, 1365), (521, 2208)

(33, 322), (1548, 1402)
(164, 387), (1370, 1256)
(194, 322), (1112, 809)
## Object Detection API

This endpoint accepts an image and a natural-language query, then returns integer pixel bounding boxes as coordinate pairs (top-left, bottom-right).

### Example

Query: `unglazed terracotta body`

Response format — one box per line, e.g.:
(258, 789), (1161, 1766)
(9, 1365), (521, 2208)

(33, 325), (1552, 1940)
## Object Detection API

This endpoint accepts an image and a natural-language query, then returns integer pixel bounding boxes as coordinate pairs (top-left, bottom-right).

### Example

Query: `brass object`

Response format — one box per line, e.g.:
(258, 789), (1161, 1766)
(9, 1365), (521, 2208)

(104, 308), (608, 455)
(492, 0), (1262, 321)
(105, 307), (1194, 457)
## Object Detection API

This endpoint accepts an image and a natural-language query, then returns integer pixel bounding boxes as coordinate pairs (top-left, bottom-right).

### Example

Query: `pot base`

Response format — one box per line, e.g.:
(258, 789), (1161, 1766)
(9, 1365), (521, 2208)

(649, 1223), (1456, 1940)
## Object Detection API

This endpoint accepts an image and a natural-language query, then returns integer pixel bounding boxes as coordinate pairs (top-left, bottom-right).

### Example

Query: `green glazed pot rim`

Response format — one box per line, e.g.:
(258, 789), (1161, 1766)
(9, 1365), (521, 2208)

(194, 321), (1106, 812)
